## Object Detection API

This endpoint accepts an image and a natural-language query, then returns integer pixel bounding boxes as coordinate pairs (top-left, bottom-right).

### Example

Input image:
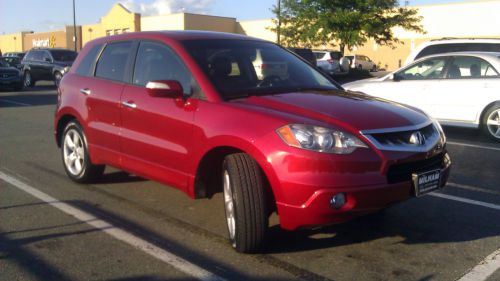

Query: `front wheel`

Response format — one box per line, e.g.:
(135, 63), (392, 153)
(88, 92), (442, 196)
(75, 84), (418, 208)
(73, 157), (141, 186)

(23, 71), (34, 87)
(223, 153), (268, 253)
(61, 121), (105, 183)
(482, 104), (500, 142)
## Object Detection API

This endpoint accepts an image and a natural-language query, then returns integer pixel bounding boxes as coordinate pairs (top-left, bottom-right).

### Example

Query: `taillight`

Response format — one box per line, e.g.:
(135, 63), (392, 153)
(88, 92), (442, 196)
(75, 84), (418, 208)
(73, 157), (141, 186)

(327, 59), (333, 64)
(261, 63), (268, 69)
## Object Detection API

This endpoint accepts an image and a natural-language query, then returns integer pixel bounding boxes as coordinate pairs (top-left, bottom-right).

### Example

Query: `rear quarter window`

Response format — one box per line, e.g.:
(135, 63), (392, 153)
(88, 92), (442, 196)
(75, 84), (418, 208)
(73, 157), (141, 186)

(75, 44), (103, 76)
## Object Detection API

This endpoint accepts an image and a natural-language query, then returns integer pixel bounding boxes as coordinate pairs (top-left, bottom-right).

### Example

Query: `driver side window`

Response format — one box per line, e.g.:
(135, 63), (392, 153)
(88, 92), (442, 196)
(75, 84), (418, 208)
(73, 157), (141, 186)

(397, 58), (447, 80)
(133, 41), (194, 96)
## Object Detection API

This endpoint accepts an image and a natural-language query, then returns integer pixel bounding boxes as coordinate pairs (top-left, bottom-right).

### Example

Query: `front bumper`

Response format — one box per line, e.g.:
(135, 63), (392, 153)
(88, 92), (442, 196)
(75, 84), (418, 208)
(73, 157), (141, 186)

(0, 76), (22, 88)
(268, 147), (451, 230)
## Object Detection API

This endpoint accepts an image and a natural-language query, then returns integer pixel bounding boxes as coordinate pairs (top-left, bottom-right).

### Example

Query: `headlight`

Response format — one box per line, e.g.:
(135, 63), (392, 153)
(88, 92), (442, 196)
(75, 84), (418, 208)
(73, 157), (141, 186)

(276, 124), (368, 154)
(62, 66), (70, 74)
(432, 119), (446, 143)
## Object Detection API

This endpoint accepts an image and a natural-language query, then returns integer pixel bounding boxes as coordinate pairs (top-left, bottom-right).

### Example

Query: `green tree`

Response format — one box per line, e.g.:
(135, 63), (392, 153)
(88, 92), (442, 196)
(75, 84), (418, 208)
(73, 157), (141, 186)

(272, 0), (425, 55)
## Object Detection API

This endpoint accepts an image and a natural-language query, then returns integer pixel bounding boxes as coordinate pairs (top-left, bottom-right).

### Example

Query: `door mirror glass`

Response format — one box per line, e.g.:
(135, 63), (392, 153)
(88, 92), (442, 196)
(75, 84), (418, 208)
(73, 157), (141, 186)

(146, 80), (183, 98)
(392, 73), (403, 82)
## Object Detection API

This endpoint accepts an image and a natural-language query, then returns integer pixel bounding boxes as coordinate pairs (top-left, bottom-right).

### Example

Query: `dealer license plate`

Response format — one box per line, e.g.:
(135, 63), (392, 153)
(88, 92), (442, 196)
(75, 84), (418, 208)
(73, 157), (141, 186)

(412, 169), (441, 197)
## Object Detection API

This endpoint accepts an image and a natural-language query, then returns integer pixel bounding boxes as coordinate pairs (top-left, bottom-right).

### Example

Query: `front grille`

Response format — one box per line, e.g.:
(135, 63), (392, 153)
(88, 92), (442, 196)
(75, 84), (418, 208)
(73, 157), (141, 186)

(387, 153), (444, 184)
(371, 124), (436, 146)
(0, 73), (16, 79)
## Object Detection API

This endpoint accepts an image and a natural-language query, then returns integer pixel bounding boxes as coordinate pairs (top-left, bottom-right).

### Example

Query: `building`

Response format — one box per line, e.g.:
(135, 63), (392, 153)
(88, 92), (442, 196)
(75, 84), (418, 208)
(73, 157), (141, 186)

(1, 1), (500, 71)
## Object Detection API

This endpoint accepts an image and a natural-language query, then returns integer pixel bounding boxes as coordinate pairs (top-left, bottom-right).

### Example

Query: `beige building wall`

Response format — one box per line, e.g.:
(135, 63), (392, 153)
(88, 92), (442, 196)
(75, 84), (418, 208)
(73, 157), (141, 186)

(141, 13), (186, 31)
(23, 30), (69, 51)
(81, 3), (140, 47)
(0, 32), (27, 53)
(350, 0), (500, 70)
(141, 13), (237, 33)
(184, 14), (237, 33)
(237, 19), (276, 42)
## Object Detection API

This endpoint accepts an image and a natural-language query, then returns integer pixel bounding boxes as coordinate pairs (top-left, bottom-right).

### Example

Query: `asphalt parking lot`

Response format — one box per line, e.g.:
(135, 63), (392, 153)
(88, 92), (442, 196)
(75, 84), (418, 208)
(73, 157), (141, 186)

(1, 82), (499, 281)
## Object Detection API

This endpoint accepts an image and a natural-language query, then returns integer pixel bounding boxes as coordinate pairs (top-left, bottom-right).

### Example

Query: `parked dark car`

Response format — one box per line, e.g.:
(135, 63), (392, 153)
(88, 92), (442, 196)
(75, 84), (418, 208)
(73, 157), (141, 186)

(55, 31), (450, 253)
(287, 48), (317, 66)
(22, 48), (77, 87)
(1, 56), (23, 70)
(3, 52), (26, 60)
(0, 57), (23, 91)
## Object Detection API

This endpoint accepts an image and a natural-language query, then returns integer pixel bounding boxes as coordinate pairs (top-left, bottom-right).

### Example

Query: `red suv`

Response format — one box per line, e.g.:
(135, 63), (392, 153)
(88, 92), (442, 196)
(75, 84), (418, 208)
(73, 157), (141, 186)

(55, 31), (451, 253)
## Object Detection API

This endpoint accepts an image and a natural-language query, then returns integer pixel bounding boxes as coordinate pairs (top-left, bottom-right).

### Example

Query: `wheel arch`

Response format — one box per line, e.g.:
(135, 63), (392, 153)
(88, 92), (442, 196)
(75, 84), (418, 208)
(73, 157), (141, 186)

(479, 100), (500, 126)
(192, 144), (278, 213)
(55, 114), (78, 147)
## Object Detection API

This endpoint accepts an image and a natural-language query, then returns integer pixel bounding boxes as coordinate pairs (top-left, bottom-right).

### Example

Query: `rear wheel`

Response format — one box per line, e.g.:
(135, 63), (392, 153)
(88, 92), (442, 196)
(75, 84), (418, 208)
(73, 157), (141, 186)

(482, 104), (500, 142)
(223, 153), (268, 253)
(61, 121), (105, 183)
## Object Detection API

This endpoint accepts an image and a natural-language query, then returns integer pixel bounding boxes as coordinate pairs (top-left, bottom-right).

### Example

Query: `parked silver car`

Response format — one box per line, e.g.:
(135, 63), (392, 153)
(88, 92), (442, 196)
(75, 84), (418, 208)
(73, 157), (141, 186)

(313, 50), (349, 75)
(345, 54), (377, 71)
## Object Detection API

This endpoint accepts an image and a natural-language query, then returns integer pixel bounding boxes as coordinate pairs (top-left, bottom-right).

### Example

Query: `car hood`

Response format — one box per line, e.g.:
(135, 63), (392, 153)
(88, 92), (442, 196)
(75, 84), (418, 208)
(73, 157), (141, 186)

(232, 90), (429, 132)
(0, 67), (21, 75)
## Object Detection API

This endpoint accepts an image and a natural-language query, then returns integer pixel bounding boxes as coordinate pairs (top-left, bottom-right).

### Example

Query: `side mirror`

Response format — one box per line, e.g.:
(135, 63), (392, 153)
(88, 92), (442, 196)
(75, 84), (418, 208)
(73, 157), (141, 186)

(44, 57), (52, 63)
(146, 80), (183, 98)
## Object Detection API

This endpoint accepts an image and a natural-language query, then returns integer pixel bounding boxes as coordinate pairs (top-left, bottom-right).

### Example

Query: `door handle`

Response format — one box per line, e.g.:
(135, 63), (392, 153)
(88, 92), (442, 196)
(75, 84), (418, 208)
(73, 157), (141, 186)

(80, 88), (91, 95)
(122, 101), (137, 109)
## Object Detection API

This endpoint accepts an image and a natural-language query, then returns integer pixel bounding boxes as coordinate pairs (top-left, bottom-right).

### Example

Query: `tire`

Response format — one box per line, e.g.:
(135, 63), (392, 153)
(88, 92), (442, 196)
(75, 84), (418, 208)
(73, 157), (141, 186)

(54, 71), (62, 87)
(371, 65), (377, 72)
(482, 104), (500, 142)
(223, 153), (268, 253)
(23, 71), (34, 87)
(61, 121), (105, 183)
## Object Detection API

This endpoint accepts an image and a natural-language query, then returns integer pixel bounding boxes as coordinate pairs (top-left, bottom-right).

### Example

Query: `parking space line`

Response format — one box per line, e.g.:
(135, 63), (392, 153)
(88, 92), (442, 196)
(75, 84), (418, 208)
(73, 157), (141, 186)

(457, 248), (500, 281)
(0, 99), (31, 106)
(0, 171), (226, 281)
(429, 193), (500, 211)
(447, 141), (500, 152)
(447, 182), (500, 196)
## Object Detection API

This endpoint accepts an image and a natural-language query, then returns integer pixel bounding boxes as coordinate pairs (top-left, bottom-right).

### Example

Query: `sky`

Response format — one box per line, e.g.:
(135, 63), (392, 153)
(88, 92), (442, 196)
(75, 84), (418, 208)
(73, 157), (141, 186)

(0, 0), (481, 34)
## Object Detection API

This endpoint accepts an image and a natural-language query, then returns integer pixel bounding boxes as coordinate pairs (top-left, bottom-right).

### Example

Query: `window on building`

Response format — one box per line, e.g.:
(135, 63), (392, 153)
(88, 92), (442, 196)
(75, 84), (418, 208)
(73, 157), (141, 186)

(95, 41), (132, 82)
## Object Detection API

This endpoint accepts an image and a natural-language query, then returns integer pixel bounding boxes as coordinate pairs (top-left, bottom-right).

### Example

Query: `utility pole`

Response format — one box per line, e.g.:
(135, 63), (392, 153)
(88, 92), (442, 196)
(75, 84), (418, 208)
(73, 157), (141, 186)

(277, 0), (281, 45)
(73, 0), (77, 51)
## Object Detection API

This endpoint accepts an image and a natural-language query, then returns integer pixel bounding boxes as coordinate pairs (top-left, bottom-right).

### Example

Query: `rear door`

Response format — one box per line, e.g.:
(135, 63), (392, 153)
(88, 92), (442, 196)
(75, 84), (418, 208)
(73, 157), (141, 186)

(120, 40), (197, 190)
(84, 41), (134, 166)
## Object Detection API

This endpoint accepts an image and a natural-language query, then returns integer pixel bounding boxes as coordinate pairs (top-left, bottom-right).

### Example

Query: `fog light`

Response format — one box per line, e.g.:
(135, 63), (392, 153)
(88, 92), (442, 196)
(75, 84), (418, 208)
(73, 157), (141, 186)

(330, 193), (346, 209)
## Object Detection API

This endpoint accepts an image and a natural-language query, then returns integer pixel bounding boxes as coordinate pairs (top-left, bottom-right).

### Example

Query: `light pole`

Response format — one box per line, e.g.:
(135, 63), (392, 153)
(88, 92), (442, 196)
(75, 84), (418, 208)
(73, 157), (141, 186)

(276, 0), (281, 45)
(73, 0), (77, 51)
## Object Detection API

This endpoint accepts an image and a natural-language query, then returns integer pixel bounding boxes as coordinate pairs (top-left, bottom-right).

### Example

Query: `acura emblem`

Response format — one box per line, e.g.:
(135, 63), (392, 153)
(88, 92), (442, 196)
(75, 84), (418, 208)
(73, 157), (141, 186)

(409, 131), (425, 145)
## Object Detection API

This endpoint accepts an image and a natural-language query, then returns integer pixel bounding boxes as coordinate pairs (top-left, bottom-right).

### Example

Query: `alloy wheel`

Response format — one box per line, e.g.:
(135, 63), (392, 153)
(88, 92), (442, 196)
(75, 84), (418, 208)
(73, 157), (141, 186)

(486, 109), (500, 139)
(24, 72), (31, 87)
(63, 129), (85, 175)
(223, 170), (236, 244)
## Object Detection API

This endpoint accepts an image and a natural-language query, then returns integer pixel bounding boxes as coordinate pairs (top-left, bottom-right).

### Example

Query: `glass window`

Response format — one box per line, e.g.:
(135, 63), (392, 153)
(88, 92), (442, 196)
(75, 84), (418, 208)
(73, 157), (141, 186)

(416, 43), (500, 60)
(50, 50), (77, 62)
(41, 51), (52, 62)
(76, 44), (102, 76)
(182, 39), (337, 100)
(132, 41), (194, 96)
(396, 57), (447, 80)
(314, 52), (326, 59)
(448, 56), (499, 78)
(95, 41), (132, 82)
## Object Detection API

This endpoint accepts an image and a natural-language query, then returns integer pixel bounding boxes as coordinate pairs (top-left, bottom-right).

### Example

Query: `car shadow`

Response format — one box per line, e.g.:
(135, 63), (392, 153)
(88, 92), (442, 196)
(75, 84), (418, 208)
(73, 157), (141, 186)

(95, 171), (148, 184)
(0, 93), (57, 107)
(442, 126), (498, 145)
(261, 195), (500, 254)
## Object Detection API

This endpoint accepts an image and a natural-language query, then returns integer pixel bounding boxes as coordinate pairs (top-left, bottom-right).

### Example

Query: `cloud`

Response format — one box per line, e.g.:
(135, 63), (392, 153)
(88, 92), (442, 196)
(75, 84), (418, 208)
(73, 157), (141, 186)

(120, 0), (214, 16)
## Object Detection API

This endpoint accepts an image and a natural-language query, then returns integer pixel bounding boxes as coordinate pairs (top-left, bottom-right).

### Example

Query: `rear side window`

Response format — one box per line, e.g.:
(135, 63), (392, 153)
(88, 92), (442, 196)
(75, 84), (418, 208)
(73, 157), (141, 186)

(314, 52), (326, 59)
(416, 43), (500, 60)
(76, 44), (103, 76)
(95, 42), (132, 82)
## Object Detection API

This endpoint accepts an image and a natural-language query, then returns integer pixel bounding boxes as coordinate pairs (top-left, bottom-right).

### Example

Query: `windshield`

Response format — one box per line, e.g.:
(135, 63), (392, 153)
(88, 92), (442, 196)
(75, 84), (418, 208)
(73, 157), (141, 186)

(182, 39), (337, 100)
(0, 58), (16, 67)
(50, 50), (78, 62)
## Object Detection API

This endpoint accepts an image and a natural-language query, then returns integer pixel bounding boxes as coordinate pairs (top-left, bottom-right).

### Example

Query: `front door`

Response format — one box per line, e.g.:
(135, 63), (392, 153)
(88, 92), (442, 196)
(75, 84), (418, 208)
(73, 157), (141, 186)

(120, 41), (197, 191)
